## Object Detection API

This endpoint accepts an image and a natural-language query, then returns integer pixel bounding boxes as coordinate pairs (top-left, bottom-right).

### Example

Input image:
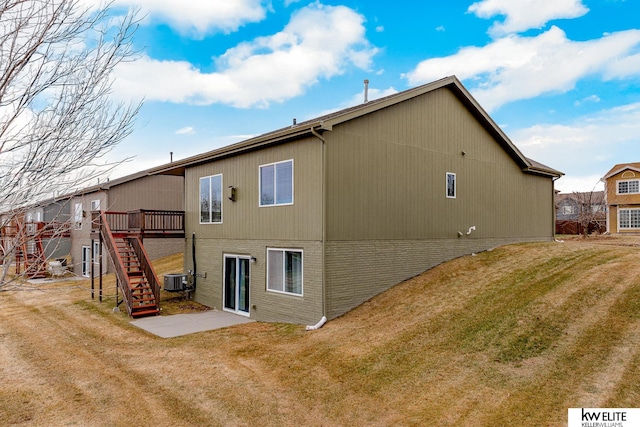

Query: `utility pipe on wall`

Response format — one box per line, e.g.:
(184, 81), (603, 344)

(310, 126), (328, 330)
(306, 316), (327, 331)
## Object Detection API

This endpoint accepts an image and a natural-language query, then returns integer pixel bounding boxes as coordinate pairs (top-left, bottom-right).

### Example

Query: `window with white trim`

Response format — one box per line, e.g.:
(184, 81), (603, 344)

(260, 160), (293, 206)
(562, 205), (574, 215)
(200, 174), (222, 223)
(619, 208), (640, 229)
(617, 179), (640, 195)
(74, 202), (83, 230)
(92, 241), (100, 264)
(446, 172), (456, 198)
(91, 199), (101, 211)
(267, 248), (303, 295)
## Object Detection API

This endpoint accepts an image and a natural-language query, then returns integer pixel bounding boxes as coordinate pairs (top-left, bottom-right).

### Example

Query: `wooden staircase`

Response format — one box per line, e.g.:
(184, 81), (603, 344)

(15, 221), (47, 279)
(114, 238), (160, 317)
(96, 212), (161, 318)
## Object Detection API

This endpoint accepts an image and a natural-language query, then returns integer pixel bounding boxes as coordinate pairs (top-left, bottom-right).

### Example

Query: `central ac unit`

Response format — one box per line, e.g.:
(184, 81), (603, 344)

(164, 274), (187, 292)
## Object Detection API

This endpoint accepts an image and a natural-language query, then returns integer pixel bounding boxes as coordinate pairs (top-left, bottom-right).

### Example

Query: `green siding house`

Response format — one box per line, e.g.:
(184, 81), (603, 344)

(156, 76), (562, 325)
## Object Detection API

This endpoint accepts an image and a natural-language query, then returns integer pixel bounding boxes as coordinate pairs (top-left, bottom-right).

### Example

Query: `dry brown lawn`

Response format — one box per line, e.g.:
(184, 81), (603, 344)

(1, 237), (640, 426)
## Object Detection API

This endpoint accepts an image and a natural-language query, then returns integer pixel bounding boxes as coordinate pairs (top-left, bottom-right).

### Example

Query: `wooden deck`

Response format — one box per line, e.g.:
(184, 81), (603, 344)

(92, 210), (185, 318)
(91, 209), (185, 239)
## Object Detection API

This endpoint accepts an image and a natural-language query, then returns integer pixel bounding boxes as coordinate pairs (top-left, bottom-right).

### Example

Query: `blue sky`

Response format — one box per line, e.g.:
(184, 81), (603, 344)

(94, 0), (640, 193)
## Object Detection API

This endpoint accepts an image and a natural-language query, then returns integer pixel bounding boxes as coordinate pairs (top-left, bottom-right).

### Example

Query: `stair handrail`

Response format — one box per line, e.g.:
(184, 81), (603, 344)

(97, 211), (134, 315)
(129, 236), (161, 311)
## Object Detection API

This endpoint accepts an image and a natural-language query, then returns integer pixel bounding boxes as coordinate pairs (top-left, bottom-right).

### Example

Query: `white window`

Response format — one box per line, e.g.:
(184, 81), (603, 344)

(267, 248), (303, 296)
(562, 205), (574, 215)
(619, 209), (640, 229)
(200, 174), (222, 223)
(26, 210), (42, 222)
(260, 160), (293, 206)
(617, 180), (640, 195)
(91, 199), (101, 211)
(446, 172), (456, 198)
(74, 202), (83, 230)
(92, 241), (100, 264)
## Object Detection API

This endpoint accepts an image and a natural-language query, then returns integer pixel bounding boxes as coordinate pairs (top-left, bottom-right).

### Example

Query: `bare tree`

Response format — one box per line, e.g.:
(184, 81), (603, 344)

(0, 0), (141, 287)
(572, 188), (606, 238)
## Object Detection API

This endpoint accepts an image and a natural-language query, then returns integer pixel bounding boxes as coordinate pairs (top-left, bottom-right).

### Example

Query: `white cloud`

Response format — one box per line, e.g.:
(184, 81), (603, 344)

(175, 126), (195, 135)
(404, 27), (640, 112)
(104, 0), (268, 36)
(555, 175), (604, 194)
(511, 103), (640, 192)
(112, 4), (377, 108)
(514, 103), (640, 152)
(468, 0), (589, 36)
(574, 95), (600, 107)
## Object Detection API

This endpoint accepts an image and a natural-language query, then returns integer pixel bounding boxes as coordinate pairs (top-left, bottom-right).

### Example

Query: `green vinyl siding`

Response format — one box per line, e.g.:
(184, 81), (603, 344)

(324, 87), (553, 241)
(184, 138), (322, 241)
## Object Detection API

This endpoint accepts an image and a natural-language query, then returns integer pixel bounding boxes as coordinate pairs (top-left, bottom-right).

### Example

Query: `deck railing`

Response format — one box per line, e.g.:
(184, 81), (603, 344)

(129, 236), (160, 309)
(92, 209), (184, 235)
(95, 211), (134, 315)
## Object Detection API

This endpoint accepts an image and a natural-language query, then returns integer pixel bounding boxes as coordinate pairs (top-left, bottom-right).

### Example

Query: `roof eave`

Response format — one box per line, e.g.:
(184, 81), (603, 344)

(603, 166), (640, 180)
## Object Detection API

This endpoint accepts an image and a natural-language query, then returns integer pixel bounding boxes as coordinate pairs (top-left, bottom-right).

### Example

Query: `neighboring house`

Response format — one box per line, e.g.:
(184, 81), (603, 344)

(555, 191), (606, 234)
(603, 162), (640, 234)
(0, 197), (71, 278)
(69, 172), (184, 277)
(154, 76), (562, 325)
(34, 196), (72, 261)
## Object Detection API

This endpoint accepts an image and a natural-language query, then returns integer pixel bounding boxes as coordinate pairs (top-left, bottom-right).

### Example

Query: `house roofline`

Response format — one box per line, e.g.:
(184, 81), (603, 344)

(603, 164), (640, 180)
(151, 76), (562, 179)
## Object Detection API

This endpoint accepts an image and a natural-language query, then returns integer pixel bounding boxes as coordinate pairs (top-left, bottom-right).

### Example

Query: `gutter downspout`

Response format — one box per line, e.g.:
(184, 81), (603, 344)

(308, 127), (327, 331)
(552, 176), (561, 241)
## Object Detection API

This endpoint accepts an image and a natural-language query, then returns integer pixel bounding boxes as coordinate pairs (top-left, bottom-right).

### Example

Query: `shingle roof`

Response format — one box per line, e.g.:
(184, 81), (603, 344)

(151, 75), (562, 179)
(603, 162), (640, 179)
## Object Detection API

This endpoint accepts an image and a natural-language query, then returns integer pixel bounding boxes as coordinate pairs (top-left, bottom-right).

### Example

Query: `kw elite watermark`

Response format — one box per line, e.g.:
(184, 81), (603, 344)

(568, 408), (640, 427)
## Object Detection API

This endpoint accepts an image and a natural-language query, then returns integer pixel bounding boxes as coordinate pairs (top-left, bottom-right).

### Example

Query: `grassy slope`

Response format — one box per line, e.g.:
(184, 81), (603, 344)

(1, 239), (639, 426)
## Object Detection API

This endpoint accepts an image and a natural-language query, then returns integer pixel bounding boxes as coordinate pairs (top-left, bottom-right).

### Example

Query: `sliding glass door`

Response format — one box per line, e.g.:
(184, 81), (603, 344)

(223, 255), (250, 316)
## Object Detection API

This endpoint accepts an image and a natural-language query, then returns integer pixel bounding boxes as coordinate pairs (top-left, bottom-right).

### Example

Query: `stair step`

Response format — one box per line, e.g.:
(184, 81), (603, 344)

(132, 297), (156, 303)
(131, 292), (154, 299)
(131, 308), (159, 318)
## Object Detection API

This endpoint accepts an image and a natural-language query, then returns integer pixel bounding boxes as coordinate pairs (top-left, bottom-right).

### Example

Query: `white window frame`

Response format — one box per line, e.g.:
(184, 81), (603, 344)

(562, 205), (574, 215)
(266, 248), (303, 296)
(91, 199), (101, 212)
(259, 159), (294, 207)
(617, 179), (640, 195)
(74, 202), (83, 230)
(619, 208), (640, 229)
(92, 241), (100, 265)
(81, 246), (91, 277)
(446, 172), (456, 199)
(26, 209), (42, 222)
(199, 174), (223, 224)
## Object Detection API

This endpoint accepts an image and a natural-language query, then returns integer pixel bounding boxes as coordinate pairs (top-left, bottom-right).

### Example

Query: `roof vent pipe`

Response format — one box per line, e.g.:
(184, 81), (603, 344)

(292, 118), (297, 126)
(170, 151), (173, 162)
(364, 79), (369, 103)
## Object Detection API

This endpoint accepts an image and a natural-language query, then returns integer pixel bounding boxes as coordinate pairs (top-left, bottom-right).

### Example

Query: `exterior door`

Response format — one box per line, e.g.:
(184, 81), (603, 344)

(223, 255), (250, 316)
(81, 246), (91, 277)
